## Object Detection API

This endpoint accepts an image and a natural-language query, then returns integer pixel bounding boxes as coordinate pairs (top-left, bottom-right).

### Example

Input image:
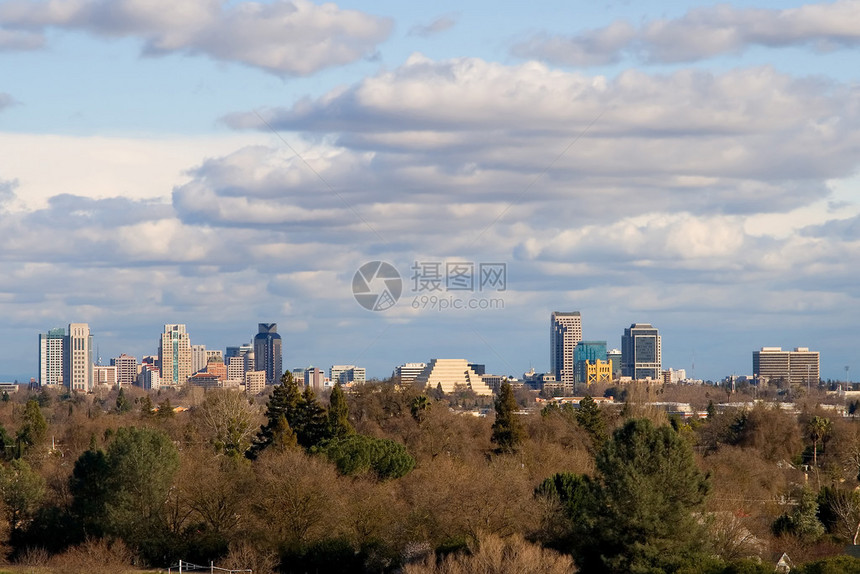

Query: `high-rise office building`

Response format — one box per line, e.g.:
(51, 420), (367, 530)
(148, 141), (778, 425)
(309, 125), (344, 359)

(621, 323), (661, 380)
(607, 348), (622, 380)
(191, 344), (207, 375)
(159, 324), (192, 387)
(64, 323), (94, 392)
(304, 367), (325, 392)
(574, 340), (608, 383)
(138, 364), (161, 391)
(111, 354), (137, 387)
(753, 347), (820, 387)
(551, 311), (582, 390)
(254, 323), (282, 385)
(225, 343), (253, 382)
(39, 327), (65, 386)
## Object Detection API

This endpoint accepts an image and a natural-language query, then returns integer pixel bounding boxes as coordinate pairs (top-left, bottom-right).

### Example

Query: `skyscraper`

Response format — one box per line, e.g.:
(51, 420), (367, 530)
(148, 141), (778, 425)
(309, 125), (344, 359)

(39, 327), (65, 386)
(574, 340), (608, 383)
(159, 324), (192, 387)
(621, 323), (662, 380)
(550, 311), (582, 391)
(111, 353), (137, 387)
(191, 344), (207, 375)
(254, 323), (282, 385)
(64, 323), (93, 392)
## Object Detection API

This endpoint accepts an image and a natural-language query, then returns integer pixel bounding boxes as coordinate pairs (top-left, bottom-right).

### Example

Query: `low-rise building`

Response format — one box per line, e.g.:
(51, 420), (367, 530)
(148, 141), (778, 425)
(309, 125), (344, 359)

(245, 370), (266, 395)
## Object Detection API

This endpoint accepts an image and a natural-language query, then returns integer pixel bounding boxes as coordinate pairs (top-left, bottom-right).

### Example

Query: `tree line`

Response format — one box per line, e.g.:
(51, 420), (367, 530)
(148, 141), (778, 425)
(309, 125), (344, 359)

(0, 379), (858, 572)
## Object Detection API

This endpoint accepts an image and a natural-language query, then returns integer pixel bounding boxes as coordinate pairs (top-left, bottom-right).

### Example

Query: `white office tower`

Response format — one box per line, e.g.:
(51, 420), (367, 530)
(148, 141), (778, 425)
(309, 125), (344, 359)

(39, 327), (65, 386)
(65, 323), (93, 392)
(551, 312), (582, 391)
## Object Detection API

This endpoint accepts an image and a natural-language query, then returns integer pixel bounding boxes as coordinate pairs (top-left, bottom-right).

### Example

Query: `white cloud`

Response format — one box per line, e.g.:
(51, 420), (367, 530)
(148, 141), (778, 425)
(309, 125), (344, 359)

(0, 132), (271, 210)
(513, 0), (860, 65)
(0, 0), (392, 76)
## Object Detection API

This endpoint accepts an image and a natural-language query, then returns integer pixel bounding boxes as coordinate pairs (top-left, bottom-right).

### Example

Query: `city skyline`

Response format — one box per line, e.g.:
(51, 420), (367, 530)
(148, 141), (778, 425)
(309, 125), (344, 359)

(1, 0), (860, 382)
(28, 316), (834, 385)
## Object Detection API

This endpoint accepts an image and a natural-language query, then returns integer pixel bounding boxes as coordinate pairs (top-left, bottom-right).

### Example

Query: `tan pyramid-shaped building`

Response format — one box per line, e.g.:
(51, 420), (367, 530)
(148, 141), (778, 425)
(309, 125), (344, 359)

(414, 359), (493, 396)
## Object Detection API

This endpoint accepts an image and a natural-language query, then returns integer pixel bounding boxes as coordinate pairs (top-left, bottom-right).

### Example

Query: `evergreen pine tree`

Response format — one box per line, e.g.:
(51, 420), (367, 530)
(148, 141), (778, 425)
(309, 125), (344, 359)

(585, 418), (710, 573)
(16, 400), (47, 456)
(491, 382), (525, 453)
(139, 395), (154, 418)
(327, 383), (354, 439)
(247, 371), (302, 459)
(576, 394), (607, 448)
(294, 386), (328, 449)
(271, 413), (298, 451)
(155, 398), (174, 419)
(115, 388), (132, 413)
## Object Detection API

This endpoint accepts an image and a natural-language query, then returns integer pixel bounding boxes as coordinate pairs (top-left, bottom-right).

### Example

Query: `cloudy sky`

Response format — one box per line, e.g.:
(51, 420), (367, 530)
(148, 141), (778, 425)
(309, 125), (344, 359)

(2, 0), (859, 382)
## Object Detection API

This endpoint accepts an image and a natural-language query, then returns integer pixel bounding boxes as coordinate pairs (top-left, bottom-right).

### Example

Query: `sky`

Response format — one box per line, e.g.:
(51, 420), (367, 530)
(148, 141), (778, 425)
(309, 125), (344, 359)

(1, 0), (860, 382)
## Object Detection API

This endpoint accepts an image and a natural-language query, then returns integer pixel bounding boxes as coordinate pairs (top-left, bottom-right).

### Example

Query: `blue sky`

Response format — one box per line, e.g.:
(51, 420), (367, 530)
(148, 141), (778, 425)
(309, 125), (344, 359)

(2, 0), (860, 382)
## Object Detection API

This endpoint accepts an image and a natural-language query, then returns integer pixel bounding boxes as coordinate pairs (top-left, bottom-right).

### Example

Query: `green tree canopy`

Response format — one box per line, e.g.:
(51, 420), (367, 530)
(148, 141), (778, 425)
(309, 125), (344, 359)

(15, 399), (47, 456)
(806, 415), (833, 467)
(247, 370), (302, 459)
(327, 383), (354, 440)
(115, 387), (132, 413)
(156, 398), (175, 419)
(576, 394), (608, 448)
(69, 447), (111, 539)
(544, 418), (711, 573)
(293, 386), (329, 449)
(322, 434), (415, 480)
(69, 427), (180, 561)
(0, 459), (45, 536)
(491, 382), (525, 453)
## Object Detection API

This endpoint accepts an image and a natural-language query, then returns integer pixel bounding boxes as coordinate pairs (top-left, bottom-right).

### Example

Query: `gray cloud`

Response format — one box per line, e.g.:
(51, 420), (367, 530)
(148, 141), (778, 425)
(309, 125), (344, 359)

(0, 28), (41, 50)
(0, 0), (392, 76)
(0, 92), (15, 111)
(0, 177), (17, 204)
(513, 0), (860, 66)
(409, 15), (457, 38)
(215, 57), (860, 234)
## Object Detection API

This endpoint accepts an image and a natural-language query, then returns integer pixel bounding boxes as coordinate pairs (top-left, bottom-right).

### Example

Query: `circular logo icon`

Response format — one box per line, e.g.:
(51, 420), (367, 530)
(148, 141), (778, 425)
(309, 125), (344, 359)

(352, 261), (402, 311)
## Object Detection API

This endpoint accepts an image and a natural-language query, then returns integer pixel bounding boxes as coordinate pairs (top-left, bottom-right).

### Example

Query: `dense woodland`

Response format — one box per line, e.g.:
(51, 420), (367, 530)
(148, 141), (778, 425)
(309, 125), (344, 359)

(0, 376), (860, 573)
